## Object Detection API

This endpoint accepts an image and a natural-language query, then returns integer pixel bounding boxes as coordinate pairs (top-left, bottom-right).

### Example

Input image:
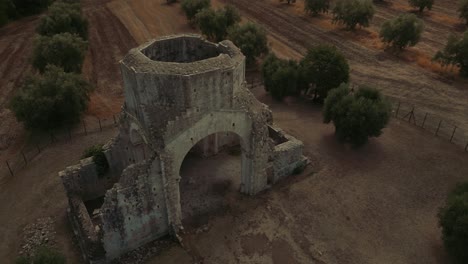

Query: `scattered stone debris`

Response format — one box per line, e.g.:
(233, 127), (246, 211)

(18, 217), (56, 257)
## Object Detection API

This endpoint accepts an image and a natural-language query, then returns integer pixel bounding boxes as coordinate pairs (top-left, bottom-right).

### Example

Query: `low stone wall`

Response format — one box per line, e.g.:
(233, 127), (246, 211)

(269, 126), (308, 183)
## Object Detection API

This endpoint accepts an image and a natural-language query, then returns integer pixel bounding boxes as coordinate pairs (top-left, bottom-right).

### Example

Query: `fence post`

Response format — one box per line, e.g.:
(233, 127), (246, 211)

(435, 120), (442, 136)
(6, 161), (13, 177)
(83, 120), (87, 135)
(450, 126), (457, 142)
(408, 107), (414, 123)
(99, 118), (102, 132)
(395, 102), (401, 118)
(21, 151), (27, 165)
(421, 113), (428, 128)
(113, 115), (117, 125)
(465, 142), (468, 151)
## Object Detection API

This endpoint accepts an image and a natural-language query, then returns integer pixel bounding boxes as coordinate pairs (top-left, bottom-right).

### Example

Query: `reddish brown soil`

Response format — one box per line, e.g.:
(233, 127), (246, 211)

(1, 0), (468, 263)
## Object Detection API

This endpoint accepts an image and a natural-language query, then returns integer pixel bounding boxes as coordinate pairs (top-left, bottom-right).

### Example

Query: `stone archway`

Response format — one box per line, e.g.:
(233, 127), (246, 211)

(160, 110), (268, 230)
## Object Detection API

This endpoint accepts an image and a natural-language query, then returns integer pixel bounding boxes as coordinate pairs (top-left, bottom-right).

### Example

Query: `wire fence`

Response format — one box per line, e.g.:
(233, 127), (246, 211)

(392, 101), (468, 151)
(0, 115), (119, 184)
(2, 80), (467, 183)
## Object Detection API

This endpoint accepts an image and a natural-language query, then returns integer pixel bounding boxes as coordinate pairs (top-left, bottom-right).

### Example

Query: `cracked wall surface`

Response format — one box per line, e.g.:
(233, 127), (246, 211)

(60, 35), (308, 263)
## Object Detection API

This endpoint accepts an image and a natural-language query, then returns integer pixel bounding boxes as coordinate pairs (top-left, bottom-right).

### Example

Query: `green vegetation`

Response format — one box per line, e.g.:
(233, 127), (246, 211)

(32, 33), (88, 73)
(83, 144), (109, 177)
(433, 31), (468, 77)
(438, 182), (468, 264)
(459, 0), (468, 25)
(0, 0), (51, 27)
(181, 0), (210, 23)
(15, 246), (66, 264)
(300, 45), (350, 100)
(262, 53), (301, 100)
(196, 5), (240, 41)
(10, 66), (91, 131)
(408, 0), (434, 12)
(304, 0), (330, 16)
(228, 22), (269, 65)
(379, 14), (424, 50)
(37, 1), (88, 40)
(323, 84), (391, 146)
(332, 0), (375, 30)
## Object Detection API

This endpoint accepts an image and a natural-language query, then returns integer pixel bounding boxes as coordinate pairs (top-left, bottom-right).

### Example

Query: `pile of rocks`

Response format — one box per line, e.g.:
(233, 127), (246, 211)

(19, 217), (56, 257)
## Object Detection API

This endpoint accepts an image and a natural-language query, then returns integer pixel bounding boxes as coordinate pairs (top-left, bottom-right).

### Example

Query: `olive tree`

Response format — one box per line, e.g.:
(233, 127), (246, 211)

(262, 53), (301, 100)
(10, 65), (91, 131)
(196, 5), (240, 41)
(379, 13), (424, 50)
(408, 0), (434, 12)
(32, 32), (88, 73)
(433, 31), (468, 77)
(438, 182), (468, 264)
(228, 22), (269, 65)
(300, 44), (350, 100)
(181, 0), (210, 23)
(323, 84), (391, 146)
(37, 1), (88, 39)
(304, 0), (330, 16)
(459, 0), (468, 25)
(332, 0), (375, 30)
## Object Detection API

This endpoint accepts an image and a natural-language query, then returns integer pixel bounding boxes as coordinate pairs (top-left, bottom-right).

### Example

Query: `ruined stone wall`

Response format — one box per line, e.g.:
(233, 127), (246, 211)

(100, 159), (168, 260)
(269, 127), (308, 182)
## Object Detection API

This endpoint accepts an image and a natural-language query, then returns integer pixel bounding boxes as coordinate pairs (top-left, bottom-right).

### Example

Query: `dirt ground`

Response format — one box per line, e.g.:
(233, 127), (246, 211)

(1, 0), (468, 263)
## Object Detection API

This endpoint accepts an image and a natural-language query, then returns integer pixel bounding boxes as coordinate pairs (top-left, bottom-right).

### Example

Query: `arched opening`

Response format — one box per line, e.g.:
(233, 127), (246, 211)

(178, 132), (243, 228)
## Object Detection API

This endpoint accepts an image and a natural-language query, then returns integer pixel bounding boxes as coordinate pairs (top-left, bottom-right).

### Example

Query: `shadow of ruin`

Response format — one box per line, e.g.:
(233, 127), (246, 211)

(59, 34), (308, 263)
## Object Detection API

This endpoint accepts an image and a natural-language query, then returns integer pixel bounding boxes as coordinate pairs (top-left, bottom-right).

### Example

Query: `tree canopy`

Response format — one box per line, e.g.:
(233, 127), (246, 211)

(10, 65), (91, 131)
(438, 182), (468, 264)
(300, 44), (350, 100)
(228, 22), (269, 65)
(37, 1), (88, 40)
(379, 13), (424, 50)
(181, 0), (210, 23)
(262, 53), (301, 100)
(408, 0), (434, 12)
(332, 0), (375, 30)
(32, 32), (88, 73)
(196, 5), (240, 42)
(459, 0), (468, 25)
(323, 84), (391, 146)
(304, 0), (330, 16)
(433, 31), (468, 77)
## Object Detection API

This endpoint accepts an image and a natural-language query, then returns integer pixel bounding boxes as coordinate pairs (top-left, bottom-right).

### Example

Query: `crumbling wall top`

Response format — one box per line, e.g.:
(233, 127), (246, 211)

(120, 34), (245, 76)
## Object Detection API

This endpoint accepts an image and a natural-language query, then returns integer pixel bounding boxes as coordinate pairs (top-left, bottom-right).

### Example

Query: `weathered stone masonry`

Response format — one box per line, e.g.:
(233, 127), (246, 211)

(60, 35), (308, 263)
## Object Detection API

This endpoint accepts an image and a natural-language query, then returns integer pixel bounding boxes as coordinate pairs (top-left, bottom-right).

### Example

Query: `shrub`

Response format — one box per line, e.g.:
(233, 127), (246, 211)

(0, 0), (7, 26)
(280, 0), (297, 4)
(262, 53), (301, 100)
(32, 32), (88, 73)
(379, 13), (424, 50)
(181, 0), (210, 23)
(300, 45), (350, 100)
(460, 0), (468, 25)
(433, 31), (468, 77)
(438, 182), (468, 264)
(323, 84), (391, 146)
(37, 1), (88, 40)
(332, 0), (375, 30)
(15, 246), (66, 264)
(83, 144), (109, 177)
(304, 0), (330, 16)
(408, 0), (434, 12)
(11, 0), (50, 17)
(228, 22), (269, 65)
(10, 65), (91, 131)
(196, 5), (240, 41)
